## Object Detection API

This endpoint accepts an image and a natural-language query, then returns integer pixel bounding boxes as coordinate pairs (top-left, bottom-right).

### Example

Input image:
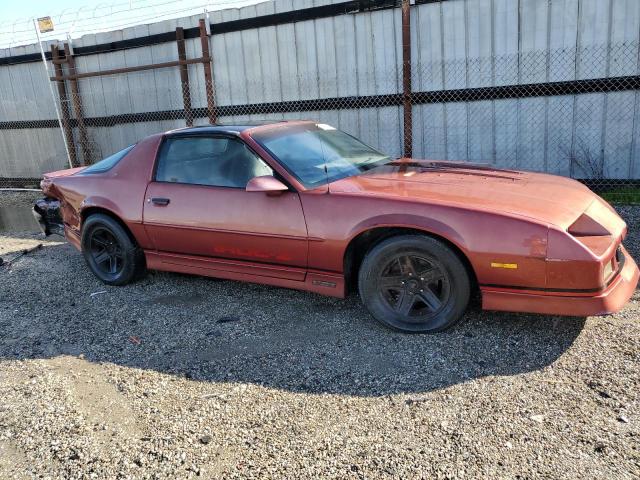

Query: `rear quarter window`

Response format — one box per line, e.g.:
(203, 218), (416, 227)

(81, 145), (135, 174)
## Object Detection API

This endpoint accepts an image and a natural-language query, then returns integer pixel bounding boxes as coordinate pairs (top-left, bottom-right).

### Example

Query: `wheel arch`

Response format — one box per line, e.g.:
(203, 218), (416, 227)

(80, 206), (139, 246)
(343, 225), (478, 295)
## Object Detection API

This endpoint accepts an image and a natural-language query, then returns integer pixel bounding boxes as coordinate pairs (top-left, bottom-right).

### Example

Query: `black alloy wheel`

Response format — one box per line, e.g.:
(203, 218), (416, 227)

(89, 227), (124, 276)
(81, 213), (145, 285)
(358, 235), (470, 333)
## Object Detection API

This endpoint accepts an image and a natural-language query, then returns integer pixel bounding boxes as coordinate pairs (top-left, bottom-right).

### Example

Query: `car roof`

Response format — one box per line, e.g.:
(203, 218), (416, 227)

(164, 120), (312, 137)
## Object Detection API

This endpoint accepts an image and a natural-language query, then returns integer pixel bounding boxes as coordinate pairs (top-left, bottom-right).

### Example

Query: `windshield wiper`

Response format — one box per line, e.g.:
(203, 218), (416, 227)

(386, 159), (521, 174)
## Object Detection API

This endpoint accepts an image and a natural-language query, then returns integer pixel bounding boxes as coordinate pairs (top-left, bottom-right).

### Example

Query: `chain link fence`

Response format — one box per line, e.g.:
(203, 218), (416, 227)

(2, 40), (640, 203)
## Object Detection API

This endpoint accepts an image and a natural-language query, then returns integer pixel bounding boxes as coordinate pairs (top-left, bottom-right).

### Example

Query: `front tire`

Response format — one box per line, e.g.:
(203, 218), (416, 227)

(81, 213), (145, 286)
(358, 235), (470, 333)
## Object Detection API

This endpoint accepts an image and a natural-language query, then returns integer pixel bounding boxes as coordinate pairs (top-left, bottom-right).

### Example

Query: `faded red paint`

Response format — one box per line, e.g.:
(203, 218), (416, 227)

(212, 245), (293, 263)
(41, 121), (639, 318)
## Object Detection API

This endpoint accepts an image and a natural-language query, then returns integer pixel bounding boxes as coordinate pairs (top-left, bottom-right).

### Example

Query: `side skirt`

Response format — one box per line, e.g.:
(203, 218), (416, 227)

(144, 250), (346, 298)
(65, 226), (82, 250)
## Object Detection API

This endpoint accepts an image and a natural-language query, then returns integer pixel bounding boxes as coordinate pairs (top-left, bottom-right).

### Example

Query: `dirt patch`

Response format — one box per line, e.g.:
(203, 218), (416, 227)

(0, 440), (29, 480)
(47, 356), (141, 443)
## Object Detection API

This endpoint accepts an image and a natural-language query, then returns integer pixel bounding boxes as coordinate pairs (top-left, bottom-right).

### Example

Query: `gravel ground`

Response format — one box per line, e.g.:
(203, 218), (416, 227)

(0, 191), (638, 479)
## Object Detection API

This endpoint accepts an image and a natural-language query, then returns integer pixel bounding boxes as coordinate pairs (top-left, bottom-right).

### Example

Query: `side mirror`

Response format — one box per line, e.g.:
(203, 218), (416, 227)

(246, 175), (289, 195)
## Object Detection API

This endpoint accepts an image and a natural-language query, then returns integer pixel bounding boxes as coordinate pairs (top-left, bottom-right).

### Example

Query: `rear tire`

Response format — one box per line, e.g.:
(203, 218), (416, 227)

(81, 213), (145, 286)
(358, 235), (470, 333)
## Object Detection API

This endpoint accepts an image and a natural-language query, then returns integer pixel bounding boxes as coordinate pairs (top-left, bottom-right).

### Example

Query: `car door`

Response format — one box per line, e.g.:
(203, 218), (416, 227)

(143, 134), (308, 280)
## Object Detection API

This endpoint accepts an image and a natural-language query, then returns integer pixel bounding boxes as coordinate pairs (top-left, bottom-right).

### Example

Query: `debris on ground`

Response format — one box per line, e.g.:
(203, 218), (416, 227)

(0, 243), (42, 269)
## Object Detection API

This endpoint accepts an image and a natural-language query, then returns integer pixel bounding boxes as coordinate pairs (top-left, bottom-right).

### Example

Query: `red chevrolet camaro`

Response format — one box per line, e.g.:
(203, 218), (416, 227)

(34, 121), (639, 332)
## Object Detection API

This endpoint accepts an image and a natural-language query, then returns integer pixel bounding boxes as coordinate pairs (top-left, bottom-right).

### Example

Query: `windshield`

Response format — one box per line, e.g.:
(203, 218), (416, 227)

(252, 124), (390, 187)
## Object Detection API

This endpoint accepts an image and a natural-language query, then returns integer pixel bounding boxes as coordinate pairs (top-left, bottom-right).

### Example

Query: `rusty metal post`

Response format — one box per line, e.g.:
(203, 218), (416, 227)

(401, 0), (412, 158)
(176, 27), (193, 127)
(199, 19), (217, 124)
(50, 45), (78, 167)
(49, 57), (209, 81)
(63, 43), (92, 165)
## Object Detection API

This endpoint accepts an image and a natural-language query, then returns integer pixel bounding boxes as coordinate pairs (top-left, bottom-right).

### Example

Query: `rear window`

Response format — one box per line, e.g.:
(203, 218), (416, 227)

(81, 145), (135, 174)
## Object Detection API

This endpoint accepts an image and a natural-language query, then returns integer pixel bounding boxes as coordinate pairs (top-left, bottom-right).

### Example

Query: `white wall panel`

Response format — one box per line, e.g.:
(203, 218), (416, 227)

(333, 13), (358, 97)
(572, 93), (605, 178)
(493, 0), (519, 86)
(316, 17), (339, 99)
(603, 91), (635, 178)
(467, 101), (493, 163)
(546, 96), (574, 176)
(274, 0), (300, 101)
(222, 8), (249, 105)
(520, 0), (549, 84)
(417, 103), (447, 160)
(494, 98), (518, 169)
(609, 0), (640, 77)
(548, 0), (578, 82)
(371, 9), (400, 95)
(517, 97), (546, 171)
(445, 102), (468, 160)
(257, 2), (283, 103)
(294, 10), (319, 101)
(354, 11), (376, 96)
(442, 0), (467, 90)
(414, 2), (444, 92)
(577, 0), (611, 80)
(632, 92), (640, 178)
(466, 0), (492, 88)
(2, 0), (640, 179)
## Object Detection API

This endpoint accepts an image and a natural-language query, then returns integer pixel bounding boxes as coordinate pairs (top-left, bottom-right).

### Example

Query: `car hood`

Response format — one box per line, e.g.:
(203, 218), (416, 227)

(329, 160), (615, 230)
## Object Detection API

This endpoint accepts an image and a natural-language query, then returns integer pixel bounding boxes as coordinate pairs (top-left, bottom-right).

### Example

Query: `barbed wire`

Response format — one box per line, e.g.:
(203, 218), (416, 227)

(0, 0), (265, 49)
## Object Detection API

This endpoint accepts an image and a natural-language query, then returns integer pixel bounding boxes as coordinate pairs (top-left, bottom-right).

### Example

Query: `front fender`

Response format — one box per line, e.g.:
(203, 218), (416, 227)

(346, 213), (470, 254)
(343, 207), (549, 290)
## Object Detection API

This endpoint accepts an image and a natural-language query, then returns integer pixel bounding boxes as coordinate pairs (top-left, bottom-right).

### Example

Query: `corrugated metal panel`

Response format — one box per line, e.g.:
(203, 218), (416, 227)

(1, 0), (640, 179)
(493, 0), (519, 169)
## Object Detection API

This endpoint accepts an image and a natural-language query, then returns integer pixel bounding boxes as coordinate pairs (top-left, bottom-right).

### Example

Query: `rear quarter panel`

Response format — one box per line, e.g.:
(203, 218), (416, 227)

(45, 134), (162, 249)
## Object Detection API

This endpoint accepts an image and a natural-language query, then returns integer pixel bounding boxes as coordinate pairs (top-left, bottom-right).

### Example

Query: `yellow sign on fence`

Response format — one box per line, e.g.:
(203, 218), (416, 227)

(37, 17), (54, 33)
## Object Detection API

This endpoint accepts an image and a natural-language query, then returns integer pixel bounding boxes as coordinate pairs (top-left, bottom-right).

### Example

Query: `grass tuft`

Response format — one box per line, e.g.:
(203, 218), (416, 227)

(598, 188), (640, 205)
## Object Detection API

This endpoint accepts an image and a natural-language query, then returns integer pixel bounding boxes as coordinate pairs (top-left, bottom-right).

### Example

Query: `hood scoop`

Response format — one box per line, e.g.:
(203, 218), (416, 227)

(381, 160), (525, 181)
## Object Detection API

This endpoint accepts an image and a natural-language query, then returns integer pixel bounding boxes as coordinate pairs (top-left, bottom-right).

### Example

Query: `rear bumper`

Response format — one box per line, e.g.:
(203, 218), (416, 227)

(32, 198), (64, 236)
(482, 245), (639, 317)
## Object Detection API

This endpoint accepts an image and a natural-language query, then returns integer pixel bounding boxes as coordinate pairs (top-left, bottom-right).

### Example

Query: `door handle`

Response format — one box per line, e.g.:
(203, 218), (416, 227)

(150, 197), (170, 206)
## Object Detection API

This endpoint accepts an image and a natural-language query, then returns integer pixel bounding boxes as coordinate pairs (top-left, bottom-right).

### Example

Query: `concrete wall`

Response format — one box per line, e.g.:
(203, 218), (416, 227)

(1, 0), (639, 180)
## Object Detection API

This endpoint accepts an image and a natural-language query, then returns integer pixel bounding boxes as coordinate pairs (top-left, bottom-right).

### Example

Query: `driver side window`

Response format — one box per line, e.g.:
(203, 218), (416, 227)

(156, 136), (272, 188)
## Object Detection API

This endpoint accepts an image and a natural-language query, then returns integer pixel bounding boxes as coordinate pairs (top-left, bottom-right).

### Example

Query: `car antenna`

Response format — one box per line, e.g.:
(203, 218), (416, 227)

(317, 124), (331, 194)
(324, 162), (330, 194)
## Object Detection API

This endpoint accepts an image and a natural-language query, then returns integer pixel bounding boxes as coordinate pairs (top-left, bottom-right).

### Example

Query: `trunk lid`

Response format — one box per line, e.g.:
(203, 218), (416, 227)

(40, 166), (85, 197)
(42, 166), (85, 179)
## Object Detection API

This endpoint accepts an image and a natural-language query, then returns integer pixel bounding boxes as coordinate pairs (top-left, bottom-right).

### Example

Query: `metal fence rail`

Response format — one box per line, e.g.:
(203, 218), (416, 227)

(9, 44), (635, 191)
